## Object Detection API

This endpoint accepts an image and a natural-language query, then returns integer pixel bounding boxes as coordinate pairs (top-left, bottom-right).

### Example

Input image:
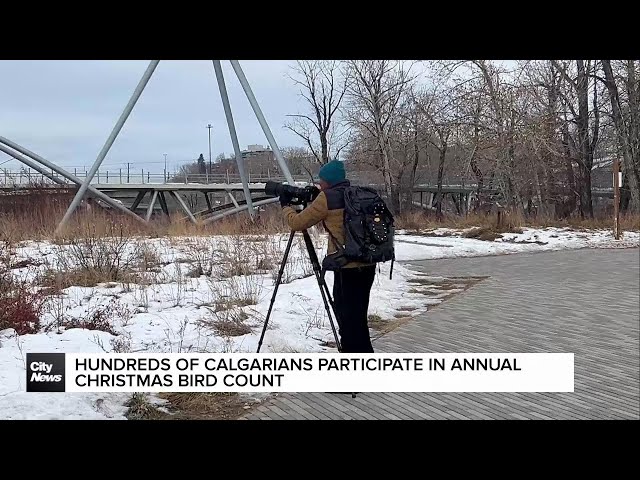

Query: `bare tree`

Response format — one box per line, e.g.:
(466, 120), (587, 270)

(600, 60), (640, 211)
(281, 146), (317, 179)
(342, 59), (632, 220)
(345, 60), (415, 213)
(285, 61), (350, 165)
(413, 88), (457, 218)
(550, 60), (602, 218)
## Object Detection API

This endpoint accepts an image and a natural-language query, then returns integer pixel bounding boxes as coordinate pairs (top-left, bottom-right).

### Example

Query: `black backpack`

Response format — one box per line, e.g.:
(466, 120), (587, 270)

(322, 186), (395, 278)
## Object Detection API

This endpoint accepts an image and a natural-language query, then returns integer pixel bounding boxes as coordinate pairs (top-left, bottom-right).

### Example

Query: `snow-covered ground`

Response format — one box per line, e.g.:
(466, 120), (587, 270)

(0, 227), (637, 419)
(395, 226), (640, 261)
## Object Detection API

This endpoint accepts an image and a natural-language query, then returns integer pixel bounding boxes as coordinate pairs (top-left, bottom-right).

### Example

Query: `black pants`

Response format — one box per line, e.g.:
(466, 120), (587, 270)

(332, 265), (376, 353)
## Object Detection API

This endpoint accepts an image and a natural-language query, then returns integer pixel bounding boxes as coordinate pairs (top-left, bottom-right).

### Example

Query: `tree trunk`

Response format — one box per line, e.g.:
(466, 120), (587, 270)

(379, 138), (396, 213)
(626, 61), (640, 171)
(436, 142), (447, 219)
(625, 60), (640, 211)
(602, 60), (640, 212)
(576, 60), (594, 218)
(507, 106), (520, 211)
(321, 135), (329, 164)
(409, 126), (420, 212)
(534, 164), (545, 218)
(470, 102), (484, 211)
(561, 118), (577, 217)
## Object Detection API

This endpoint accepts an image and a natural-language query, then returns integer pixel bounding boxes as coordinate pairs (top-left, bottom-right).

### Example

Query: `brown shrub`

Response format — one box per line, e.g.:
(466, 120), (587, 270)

(0, 275), (47, 335)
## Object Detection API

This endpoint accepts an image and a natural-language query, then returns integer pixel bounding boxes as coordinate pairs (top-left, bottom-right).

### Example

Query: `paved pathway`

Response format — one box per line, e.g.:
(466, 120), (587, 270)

(243, 248), (640, 420)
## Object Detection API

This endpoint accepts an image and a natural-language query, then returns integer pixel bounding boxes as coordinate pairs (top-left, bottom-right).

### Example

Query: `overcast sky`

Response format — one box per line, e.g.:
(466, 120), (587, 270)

(0, 60), (518, 176)
(0, 60), (307, 174)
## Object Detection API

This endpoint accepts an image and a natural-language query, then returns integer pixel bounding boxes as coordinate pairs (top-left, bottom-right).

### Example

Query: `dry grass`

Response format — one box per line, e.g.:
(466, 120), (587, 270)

(207, 271), (263, 306)
(462, 224), (523, 241)
(125, 391), (252, 420)
(396, 209), (640, 233)
(43, 296), (132, 335)
(396, 210), (525, 232)
(136, 244), (164, 272)
(1, 187), (636, 244)
(37, 222), (141, 290)
(0, 190), (289, 243)
(200, 308), (252, 337)
(159, 393), (251, 420)
(125, 393), (170, 420)
(525, 211), (640, 231)
(38, 266), (138, 290)
(0, 188), (77, 242)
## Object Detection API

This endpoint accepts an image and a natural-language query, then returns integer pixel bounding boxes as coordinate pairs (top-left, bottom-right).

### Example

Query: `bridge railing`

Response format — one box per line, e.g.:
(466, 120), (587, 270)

(0, 169), (312, 186)
(0, 168), (618, 193)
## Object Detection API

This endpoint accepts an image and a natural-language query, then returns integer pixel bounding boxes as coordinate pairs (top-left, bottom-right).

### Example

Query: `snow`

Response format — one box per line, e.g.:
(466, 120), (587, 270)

(394, 227), (640, 261)
(1, 227), (637, 419)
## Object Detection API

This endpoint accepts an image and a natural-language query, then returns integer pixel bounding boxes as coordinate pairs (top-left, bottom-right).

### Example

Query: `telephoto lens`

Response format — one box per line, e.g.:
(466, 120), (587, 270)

(264, 181), (284, 198)
(263, 181), (319, 206)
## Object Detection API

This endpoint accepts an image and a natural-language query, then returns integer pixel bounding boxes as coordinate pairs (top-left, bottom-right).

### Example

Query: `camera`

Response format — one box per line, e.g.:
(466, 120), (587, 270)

(264, 181), (319, 206)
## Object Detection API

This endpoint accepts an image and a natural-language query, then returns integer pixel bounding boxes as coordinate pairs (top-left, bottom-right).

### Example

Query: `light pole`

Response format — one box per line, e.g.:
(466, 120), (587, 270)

(163, 153), (167, 182)
(207, 124), (213, 174)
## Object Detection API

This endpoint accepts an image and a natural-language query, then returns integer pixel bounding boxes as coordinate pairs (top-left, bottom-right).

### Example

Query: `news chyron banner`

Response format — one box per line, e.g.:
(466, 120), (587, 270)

(26, 352), (574, 393)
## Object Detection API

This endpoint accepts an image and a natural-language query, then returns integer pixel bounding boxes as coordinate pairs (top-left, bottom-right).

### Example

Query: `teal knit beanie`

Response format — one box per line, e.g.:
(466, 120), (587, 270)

(318, 160), (346, 185)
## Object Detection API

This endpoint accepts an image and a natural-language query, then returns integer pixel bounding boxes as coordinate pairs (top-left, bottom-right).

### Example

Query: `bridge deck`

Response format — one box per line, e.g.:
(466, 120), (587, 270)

(95, 182), (268, 192)
(0, 182), (616, 198)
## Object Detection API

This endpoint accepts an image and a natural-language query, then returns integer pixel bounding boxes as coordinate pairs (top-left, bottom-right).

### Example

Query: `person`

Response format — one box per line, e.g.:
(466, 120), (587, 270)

(281, 160), (376, 353)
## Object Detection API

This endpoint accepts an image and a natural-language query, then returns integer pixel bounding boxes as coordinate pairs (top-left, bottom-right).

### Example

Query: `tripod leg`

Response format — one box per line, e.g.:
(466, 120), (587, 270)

(302, 230), (342, 352)
(256, 230), (296, 353)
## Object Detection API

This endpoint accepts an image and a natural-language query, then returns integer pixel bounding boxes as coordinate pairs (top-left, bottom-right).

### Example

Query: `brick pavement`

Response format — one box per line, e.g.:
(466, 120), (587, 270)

(242, 248), (640, 420)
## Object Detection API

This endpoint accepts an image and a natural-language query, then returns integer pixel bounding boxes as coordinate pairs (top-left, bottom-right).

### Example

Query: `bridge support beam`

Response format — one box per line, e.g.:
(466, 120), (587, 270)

(202, 197), (280, 225)
(56, 60), (159, 234)
(213, 60), (255, 219)
(169, 191), (198, 224)
(130, 191), (147, 213)
(0, 139), (146, 224)
(145, 190), (159, 221)
(158, 192), (170, 218)
(230, 60), (295, 185)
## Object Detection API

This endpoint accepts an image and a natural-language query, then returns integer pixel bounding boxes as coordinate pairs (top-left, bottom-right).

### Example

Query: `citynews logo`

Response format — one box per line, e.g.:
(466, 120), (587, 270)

(26, 353), (65, 392)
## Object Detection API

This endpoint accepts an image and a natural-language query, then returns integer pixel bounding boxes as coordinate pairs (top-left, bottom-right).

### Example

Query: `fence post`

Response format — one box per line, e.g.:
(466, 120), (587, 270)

(613, 158), (620, 240)
(142, 169), (144, 184)
(147, 171), (150, 183)
(120, 168), (122, 184)
(106, 170), (109, 183)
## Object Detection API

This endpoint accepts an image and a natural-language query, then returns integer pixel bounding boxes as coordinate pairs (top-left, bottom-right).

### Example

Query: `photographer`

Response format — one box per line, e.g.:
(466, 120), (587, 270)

(281, 160), (376, 353)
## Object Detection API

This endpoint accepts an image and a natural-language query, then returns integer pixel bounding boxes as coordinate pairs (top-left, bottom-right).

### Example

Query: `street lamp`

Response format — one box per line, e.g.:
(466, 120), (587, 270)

(163, 153), (167, 182)
(207, 124), (213, 174)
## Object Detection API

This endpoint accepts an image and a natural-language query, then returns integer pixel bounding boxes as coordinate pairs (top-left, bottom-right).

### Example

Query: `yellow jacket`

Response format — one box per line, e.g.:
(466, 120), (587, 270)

(282, 181), (371, 269)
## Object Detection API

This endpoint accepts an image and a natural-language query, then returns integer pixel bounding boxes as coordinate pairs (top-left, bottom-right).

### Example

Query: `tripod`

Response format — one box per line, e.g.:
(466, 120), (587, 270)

(256, 228), (342, 354)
